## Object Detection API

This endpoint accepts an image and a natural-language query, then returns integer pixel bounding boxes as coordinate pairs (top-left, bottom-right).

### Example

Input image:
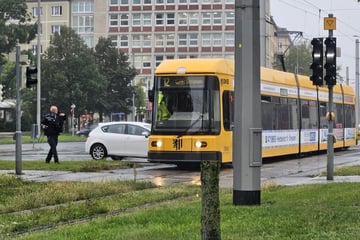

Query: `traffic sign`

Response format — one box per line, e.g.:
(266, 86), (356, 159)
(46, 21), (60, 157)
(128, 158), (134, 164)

(324, 17), (336, 30)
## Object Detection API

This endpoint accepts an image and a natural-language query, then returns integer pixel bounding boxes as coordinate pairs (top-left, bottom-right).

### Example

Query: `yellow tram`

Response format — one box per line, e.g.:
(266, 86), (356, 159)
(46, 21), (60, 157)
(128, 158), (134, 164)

(148, 58), (356, 165)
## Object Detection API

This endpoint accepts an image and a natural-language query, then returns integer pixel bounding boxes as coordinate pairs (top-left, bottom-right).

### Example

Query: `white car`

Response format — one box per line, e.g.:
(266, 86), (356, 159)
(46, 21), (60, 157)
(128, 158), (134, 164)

(85, 121), (151, 160)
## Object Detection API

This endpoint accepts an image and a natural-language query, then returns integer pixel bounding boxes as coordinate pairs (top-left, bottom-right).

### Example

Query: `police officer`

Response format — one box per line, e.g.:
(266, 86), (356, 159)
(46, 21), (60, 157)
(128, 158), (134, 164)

(41, 105), (66, 164)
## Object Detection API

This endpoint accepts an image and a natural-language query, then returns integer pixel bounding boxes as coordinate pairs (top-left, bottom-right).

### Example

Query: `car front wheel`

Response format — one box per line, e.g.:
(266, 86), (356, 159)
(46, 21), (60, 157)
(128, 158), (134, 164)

(90, 144), (107, 160)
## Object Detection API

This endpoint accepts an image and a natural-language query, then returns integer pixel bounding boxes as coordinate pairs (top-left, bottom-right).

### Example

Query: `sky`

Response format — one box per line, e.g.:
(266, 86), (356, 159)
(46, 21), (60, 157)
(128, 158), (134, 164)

(270, 0), (360, 86)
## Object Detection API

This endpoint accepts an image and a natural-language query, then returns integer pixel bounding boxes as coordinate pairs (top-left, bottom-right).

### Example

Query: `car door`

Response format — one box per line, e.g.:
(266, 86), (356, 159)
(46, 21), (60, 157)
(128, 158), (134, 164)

(125, 124), (150, 157)
(105, 123), (126, 155)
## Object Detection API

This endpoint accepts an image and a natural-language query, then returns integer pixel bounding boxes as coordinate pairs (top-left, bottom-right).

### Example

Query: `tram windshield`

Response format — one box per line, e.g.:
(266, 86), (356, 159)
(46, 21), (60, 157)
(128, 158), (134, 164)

(152, 75), (220, 135)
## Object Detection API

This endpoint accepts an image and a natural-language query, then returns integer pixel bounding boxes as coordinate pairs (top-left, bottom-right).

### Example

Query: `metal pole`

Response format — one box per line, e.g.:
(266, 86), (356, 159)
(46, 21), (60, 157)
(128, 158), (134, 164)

(15, 43), (22, 175)
(355, 39), (359, 131)
(233, 0), (262, 205)
(36, 0), (41, 138)
(327, 14), (334, 181)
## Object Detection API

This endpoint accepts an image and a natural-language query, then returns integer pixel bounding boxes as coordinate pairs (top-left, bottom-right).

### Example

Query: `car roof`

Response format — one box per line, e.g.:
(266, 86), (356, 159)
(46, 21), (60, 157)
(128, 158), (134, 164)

(97, 121), (151, 129)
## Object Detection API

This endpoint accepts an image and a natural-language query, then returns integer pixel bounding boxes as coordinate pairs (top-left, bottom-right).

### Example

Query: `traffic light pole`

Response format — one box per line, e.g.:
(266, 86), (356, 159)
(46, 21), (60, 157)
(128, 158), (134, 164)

(326, 15), (335, 181)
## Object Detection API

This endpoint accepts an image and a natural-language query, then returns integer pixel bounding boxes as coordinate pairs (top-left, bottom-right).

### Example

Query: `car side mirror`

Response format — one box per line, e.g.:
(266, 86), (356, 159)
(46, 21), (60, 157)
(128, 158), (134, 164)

(142, 131), (150, 138)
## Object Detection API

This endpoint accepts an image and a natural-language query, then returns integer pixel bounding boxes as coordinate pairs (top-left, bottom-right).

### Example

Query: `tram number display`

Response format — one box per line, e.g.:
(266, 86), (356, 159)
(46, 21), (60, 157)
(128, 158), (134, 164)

(161, 77), (205, 88)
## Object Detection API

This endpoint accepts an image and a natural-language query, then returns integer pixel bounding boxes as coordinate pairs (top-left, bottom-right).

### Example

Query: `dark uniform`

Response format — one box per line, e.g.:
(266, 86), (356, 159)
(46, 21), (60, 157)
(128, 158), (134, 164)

(41, 112), (66, 163)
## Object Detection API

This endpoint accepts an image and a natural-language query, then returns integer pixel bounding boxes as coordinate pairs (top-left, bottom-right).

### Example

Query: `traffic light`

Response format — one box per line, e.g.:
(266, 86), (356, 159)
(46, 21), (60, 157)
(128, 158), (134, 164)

(324, 37), (337, 86)
(310, 38), (323, 86)
(26, 66), (38, 88)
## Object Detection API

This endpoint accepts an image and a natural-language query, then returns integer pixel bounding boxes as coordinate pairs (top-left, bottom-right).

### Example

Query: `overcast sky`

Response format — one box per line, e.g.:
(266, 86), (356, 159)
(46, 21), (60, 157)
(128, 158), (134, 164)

(270, 0), (360, 85)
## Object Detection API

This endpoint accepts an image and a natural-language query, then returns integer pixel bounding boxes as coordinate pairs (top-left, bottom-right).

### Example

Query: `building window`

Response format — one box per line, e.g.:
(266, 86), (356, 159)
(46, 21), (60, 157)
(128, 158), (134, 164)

(189, 33), (198, 46)
(120, 14), (128, 26)
(155, 34), (164, 47)
(166, 34), (175, 46)
(156, 13), (164, 25)
(202, 33), (211, 46)
(166, 0), (175, 3)
(132, 35), (141, 47)
(132, 13), (141, 26)
(225, 33), (234, 46)
(73, 16), (94, 33)
(51, 25), (61, 34)
(166, 13), (175, 25)
(213, 33), (222, 46)
(202, 13), (211, 25)
(213, 12), (222, 25)
(156, 0), (164, 3)
(51, 6), (63, 16)
(109, 0), (119, 5)
(120, 36), (128, 47)
(143, 13), (152, 26)
(226, 12), (235, 25)
(189, 13), (198, 25)
(179, 0), (187, 4)
(82, 36), (94, 48)
(144, 0), (151, 4)
(143, 34), (151, 47)
(189, 0), (198, 4)
(32, 7), (43, 17)
(72, 0), (94, 13)
(155, 56), (164, 66)
(110, 14), (118, 26)
(121, 0), (129, 5)
(133, 0), (141, 4)
(143, 56), (151, 68)
(178, 34), (187, 46)
(178, 12), (187, 25)
(32, 45), (43, 55)
(109, 35), (118, 47)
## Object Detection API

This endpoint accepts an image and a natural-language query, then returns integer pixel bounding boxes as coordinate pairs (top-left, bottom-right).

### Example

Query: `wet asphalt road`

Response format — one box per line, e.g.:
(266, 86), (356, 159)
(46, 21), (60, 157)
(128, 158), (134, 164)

(1, 142), (360, 187)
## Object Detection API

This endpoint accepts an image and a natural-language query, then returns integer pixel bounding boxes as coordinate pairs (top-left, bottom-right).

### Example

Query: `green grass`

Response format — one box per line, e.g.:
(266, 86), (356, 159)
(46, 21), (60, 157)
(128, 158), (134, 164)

(0, 165), (359, 239)
(1, 179), (359, 240)
(0, 160), (135, 172)
(0, 132), (86, 144)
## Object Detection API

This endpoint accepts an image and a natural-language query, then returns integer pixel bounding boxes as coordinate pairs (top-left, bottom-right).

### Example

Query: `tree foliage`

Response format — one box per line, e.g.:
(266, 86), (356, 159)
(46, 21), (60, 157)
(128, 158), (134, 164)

(41, 26), (105, 116)
(273, 41), (312, 76)
(94, 37), (137, 118)
(0, 0), (37, 64)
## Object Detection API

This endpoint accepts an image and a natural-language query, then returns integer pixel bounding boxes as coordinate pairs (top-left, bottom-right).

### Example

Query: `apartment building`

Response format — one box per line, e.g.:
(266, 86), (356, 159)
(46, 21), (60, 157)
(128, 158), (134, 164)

(24, 0), (291, 84)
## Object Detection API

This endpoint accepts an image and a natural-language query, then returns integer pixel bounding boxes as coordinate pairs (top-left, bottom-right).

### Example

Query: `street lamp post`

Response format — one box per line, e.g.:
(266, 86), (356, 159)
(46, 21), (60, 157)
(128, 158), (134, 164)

(71, 104), (76, 136)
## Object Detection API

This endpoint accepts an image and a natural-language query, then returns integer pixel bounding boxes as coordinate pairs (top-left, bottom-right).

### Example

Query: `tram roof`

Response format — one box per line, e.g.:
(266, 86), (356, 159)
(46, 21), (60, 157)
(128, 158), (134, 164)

(155, 58), (234, 75)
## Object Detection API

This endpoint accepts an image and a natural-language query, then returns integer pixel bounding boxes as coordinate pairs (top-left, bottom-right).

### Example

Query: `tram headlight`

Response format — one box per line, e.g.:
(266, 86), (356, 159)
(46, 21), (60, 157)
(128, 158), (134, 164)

(151, 140), (162, 147)
(195, 141), (207, 148)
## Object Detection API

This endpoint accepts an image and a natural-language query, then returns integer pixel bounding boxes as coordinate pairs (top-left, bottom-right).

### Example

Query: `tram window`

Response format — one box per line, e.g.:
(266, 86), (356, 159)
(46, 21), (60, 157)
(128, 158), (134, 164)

(288, 98), (298, 129)
(335, 103), (343, 128)
(277, 103), (290, 129)
(319, 102), (327, 128)
(223, 91), (234, 131)
(344, 104), (355, 128)
(301, 100), (318, 129)
(261, 101), (274, 130)
(261, 95), (273, 130)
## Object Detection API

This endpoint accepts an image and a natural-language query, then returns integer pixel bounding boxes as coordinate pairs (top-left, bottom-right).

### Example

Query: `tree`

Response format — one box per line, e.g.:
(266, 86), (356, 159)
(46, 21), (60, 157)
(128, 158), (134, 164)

(273, 41), (312, 76)
(94, 37), (137, 120)
(0, 0), (37, 64)
(41, 26), (105, 119)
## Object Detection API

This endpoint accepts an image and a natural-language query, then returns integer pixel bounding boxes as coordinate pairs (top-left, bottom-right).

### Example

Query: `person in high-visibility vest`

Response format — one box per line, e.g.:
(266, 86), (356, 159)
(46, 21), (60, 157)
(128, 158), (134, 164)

(157, 93), (170, 121)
